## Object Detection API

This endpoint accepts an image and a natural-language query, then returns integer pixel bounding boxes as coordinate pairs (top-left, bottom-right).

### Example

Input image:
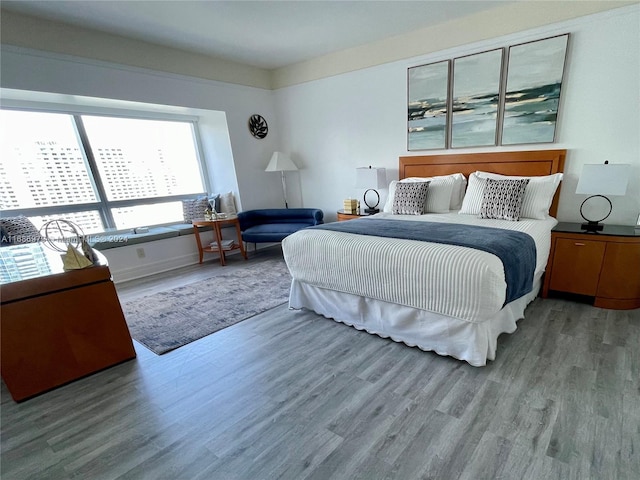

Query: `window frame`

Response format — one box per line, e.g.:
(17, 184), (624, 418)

(1, 106), (211, 232)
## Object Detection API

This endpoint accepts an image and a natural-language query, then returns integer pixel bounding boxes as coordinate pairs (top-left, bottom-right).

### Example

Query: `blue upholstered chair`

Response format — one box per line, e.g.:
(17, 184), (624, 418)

(237, 208), (324, 246)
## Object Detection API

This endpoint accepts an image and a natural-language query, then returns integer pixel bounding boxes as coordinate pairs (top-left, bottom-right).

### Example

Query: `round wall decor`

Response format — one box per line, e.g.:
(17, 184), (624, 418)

(248, 114), (268, 139)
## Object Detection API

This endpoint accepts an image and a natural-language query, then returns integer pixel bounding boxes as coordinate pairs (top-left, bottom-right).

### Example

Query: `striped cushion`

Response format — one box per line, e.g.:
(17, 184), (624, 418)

(182, 197), (209, 222)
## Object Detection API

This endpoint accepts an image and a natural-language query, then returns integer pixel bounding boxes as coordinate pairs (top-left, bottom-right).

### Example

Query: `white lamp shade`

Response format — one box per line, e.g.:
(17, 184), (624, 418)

(265, 152), (298, 172)
(576, 163), (630, 196)
(356, 167), (387, 189)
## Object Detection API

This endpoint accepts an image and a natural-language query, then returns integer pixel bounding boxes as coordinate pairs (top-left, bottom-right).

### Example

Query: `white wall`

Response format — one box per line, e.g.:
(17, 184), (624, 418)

(275, 6), (640, 225)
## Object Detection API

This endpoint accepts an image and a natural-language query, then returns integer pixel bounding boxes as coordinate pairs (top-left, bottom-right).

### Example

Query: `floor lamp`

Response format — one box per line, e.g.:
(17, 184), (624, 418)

(266, 152), (298, 208)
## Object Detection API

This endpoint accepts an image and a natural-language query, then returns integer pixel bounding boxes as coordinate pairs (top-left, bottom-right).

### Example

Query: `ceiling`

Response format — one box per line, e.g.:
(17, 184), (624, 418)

(1, 1), (511, 70)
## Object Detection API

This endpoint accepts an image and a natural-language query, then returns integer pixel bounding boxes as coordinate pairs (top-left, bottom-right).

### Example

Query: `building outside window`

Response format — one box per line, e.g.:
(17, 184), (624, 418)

(0, 109), (207, 234)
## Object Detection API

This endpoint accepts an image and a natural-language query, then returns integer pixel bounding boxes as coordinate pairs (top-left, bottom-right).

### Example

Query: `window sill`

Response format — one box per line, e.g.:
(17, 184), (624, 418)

(89, 223), (226, 250)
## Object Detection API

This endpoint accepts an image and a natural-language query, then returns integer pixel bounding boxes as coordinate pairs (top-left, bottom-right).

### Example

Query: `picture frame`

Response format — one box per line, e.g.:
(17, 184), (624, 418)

(450, 48), (504, 148)
(501, 34), (569, 145)
(407, 60), (450, 151)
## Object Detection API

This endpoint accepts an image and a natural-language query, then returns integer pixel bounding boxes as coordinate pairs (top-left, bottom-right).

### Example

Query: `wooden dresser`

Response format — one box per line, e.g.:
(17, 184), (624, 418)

(542, 222), (640, 310)
(1, 243), (136, 401)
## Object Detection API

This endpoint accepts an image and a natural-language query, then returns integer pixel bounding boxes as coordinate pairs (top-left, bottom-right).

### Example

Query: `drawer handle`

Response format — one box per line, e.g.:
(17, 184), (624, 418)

(574, 242), (586, 246)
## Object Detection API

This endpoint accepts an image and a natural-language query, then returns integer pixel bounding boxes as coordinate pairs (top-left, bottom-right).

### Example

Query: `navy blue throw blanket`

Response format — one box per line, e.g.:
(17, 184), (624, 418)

(313, 218), (537, 304)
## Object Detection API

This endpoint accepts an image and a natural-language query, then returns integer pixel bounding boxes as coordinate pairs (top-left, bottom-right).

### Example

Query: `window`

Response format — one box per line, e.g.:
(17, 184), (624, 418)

(0, 109), (207, 234)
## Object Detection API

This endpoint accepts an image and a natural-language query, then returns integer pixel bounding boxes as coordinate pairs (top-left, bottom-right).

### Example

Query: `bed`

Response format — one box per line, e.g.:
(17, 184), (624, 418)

(282, 150), (566, 366)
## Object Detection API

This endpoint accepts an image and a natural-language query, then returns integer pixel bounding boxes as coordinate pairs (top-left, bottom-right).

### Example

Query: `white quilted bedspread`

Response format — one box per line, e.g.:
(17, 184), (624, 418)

(282, 212), (557, 324)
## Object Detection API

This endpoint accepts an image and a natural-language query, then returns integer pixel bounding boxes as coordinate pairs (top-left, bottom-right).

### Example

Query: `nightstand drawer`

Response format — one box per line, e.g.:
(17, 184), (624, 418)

(549, 238), (606, 295)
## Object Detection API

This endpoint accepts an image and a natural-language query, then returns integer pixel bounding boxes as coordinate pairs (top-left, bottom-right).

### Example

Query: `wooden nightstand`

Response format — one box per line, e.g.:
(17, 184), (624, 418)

(337, 210), (368, 221)
(542, 222), (640, 309)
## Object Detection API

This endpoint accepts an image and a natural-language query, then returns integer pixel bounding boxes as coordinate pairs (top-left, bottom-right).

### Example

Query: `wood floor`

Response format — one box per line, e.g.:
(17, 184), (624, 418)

(2, 247), (639, 480)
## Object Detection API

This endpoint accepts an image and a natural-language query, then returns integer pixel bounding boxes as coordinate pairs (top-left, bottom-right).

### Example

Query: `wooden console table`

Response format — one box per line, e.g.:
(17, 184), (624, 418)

(0, 243), (136, 402)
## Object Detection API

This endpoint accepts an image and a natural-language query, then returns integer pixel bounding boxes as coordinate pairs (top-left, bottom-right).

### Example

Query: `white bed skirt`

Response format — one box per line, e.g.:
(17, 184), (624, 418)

(289, 275), (542, 367)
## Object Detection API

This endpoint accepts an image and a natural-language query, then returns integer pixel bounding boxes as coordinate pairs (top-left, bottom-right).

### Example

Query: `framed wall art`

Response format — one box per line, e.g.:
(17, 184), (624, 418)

(407, 60), (450, 151)
(451, 48), (504, 148)
(501, 34), (569, 145)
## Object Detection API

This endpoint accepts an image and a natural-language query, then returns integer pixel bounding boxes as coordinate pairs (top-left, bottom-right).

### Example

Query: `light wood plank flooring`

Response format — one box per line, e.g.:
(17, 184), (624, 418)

(2, 247), (639, 479)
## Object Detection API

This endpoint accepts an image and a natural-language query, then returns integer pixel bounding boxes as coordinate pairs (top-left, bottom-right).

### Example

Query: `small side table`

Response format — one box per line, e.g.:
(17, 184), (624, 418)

(192, 217), (247, 266)
(337, 210), (370, 221)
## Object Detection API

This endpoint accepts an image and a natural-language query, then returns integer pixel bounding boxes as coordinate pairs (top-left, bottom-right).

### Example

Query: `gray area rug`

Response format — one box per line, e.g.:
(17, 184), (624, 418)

(121, 259), (291, 355)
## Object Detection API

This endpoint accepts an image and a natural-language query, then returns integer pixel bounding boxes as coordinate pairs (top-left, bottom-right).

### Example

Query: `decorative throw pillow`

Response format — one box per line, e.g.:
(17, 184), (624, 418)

(219, 192), (237, 215)
(0, 216), (41, 244)
(182, 197), (209, 222)
(479, 178), (530, 221)
(392, 182), (430, 215)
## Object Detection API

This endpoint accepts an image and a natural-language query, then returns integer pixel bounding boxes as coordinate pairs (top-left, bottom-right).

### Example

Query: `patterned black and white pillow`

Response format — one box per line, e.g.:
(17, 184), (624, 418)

(392, 181), (430, 215)
(182, 197), (210, 222)
(0, 216), (42, 245)
(479, 178), (530, 221)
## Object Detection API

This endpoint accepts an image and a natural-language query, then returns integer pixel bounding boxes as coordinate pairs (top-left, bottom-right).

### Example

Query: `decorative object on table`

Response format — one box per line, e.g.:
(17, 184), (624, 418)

(356, 166), (387, 214)
(211, 239), (235, 250)
(265, 152), (298, 208)
(451, 48), (503, 148)
(121, 258), (291, 355)
(61, 244), (94, 270)
(39, 219), (97, 269)
(248, 114), (268, 139)
(575, 161), (630, 232)
(408, 60), (450, 150)
(343, 198), (359, 214)
(501, 34), (569, 145)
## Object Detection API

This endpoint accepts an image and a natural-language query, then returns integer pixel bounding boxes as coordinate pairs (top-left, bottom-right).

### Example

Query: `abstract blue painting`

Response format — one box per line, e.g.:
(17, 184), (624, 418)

(451, 48), (503, 148)
(502, 34), (569, 145)
(408, 60), (450, 150)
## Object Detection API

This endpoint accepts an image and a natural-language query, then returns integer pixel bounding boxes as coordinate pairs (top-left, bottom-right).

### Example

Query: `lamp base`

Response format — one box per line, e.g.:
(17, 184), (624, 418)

(364, 208), (379, 215)
(581, 221), (604, 233)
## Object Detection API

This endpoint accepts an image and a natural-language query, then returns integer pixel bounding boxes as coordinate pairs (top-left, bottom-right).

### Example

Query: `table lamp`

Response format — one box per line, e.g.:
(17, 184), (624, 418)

(575, 161), (630, 232)
(356, 166), (387, 214)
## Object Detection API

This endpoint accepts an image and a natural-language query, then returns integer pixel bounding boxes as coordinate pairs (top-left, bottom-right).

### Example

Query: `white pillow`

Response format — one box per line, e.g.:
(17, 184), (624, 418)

(383, 174), (462, 214)
(459, 174), (487, 215)
(459, 171), (562, 219)
(219, 192), (237, 215)
(448, 173), (467, 210)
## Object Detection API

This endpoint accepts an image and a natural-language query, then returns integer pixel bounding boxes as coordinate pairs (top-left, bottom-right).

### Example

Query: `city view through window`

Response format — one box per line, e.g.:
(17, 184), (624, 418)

(0, 110), (206, 235)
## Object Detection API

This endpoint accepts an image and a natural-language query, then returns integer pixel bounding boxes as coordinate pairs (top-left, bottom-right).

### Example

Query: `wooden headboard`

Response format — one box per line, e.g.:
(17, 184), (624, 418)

(399, 149), (566, 217)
